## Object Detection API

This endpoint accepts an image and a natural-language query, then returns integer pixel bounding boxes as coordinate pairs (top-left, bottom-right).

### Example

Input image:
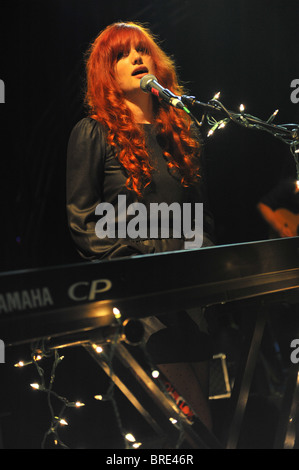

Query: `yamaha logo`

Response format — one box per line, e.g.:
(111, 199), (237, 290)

(0, 278), (113, 315)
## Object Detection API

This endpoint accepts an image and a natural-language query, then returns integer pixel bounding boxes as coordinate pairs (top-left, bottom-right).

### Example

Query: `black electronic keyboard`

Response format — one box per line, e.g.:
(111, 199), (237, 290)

(1, 237), (299, 346)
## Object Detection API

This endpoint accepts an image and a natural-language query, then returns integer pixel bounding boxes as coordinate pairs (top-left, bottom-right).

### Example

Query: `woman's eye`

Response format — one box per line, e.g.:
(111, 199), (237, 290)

(116, 50), (129, 61)
(137, 47), (147, 54)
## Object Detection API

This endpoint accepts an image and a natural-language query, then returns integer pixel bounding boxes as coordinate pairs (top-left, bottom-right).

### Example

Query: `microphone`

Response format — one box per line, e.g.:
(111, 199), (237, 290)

(140, 74), (184, 110)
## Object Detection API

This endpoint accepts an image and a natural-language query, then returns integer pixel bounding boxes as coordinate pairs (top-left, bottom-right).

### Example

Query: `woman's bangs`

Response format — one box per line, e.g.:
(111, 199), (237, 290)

(109, 26), (153, 63)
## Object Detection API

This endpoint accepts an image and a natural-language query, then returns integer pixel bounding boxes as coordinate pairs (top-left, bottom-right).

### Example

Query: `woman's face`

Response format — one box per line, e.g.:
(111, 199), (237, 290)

(114, 43), (155, 96)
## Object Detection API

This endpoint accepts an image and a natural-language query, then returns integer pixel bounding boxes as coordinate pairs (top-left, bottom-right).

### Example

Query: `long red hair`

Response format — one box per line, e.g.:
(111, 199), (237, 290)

(85, 22), (201, 197)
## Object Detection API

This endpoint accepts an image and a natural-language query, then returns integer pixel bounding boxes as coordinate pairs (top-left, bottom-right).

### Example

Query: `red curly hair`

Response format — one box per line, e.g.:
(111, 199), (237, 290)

(85, 21), (201, 197)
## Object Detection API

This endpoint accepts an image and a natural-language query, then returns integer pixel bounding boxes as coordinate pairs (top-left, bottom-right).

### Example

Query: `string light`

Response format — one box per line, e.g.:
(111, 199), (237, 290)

(26, 350), (86, 448)
(212, 91), (221, 100)
(16, 313), (194, 450)
(94, 394), (103, 401)
(91, 322), (134, 449)
(125, 433), (136, 443)
(30, 383), (40, 390)
(132, 442), (142, 449)
(14, 354), (42, 368)
(207, 118), (229, 137)
(218, 121), (227, 129)
(15, 361), (25, 368)
(113, 307), (122, 319)
(151, 369), (160, 379)
(169, 417), (178, 425)
(92, 344), (103, 354)
(125, 433), (143, 449)
(181, 92), (299, 178)
(267, 109), (279, 123)
(75, 401), (85, 408)
(55, 417), (68, 426)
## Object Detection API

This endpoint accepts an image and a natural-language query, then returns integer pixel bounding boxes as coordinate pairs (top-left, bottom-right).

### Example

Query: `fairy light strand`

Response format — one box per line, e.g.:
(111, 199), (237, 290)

(182, 92), (299, 178)
(29, 349), (85, 449)
(138, 335), (193, 449)
(16, 308), (200, 450)
(91, 308), (133, 449)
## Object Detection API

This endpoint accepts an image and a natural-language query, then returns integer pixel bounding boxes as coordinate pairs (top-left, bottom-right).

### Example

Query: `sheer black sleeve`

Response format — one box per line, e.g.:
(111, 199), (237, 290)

(66, 117), (145, 260)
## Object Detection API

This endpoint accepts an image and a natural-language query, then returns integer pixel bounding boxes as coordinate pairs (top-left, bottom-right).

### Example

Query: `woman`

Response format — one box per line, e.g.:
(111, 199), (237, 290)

(67, 22), (215, 433)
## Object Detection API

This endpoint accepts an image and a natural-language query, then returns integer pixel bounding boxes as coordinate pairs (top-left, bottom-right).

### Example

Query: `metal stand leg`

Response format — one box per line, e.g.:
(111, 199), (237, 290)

(84, 343), (166, 440)
(274, 364), (299, 449)
(225, 303), (267, 449)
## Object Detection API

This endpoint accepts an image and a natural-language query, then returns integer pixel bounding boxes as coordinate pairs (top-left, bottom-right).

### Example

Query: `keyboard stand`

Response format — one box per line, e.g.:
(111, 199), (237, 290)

(84, 341), (223, 449)
(44, 322), (223, 449)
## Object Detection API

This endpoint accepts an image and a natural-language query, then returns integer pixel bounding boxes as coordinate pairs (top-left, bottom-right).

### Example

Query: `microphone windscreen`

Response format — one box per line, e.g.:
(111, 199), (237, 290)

(140, 74), (157, 92)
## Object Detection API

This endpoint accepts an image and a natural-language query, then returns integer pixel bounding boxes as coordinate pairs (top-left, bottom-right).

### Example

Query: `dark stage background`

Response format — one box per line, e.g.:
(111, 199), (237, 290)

(0, 0), (299, 450)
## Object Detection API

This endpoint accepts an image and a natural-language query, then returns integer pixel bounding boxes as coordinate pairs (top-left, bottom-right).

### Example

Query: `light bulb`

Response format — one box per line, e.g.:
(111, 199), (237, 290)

(15, 361), (24, 368)
(151, 370), (160, 379)
(94, 394), (103, 401)
(125, 433), (136, 443)
(169, 417), (178, 425)
(113, 307), (121, 319)
(30, 383), (40, 390)
(75, 401), (85, 408)
(59, 418), (68, 426)
(132, 442), (142, 448)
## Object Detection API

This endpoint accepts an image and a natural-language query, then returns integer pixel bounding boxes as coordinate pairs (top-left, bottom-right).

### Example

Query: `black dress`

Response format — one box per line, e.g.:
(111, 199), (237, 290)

(66, 117), (215, 363)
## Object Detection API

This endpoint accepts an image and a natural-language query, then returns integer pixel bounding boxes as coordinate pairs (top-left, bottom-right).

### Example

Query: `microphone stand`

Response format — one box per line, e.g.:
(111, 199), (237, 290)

(181, 94), (299, 178)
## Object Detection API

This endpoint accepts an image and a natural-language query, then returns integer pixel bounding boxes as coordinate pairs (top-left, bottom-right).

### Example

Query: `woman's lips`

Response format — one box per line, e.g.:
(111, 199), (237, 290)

(132, 67), (148, 77)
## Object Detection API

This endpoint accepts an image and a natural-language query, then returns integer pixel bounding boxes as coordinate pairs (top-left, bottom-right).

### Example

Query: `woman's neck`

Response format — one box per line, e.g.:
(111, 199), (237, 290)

(124, 92), (154, 124)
